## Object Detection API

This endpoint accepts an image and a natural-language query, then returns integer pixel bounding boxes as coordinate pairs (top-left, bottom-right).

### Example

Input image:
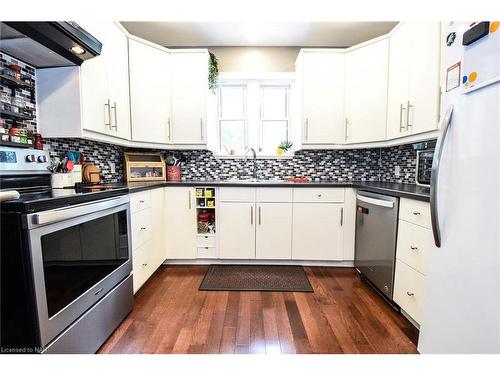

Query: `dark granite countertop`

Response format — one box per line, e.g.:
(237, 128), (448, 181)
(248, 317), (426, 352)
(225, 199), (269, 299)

(122, 180), (430, 202)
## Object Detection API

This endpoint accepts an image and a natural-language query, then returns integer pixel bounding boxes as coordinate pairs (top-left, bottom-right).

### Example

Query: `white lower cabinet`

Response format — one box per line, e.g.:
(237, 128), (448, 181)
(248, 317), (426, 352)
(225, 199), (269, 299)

(218, 202), (256, 259)
(130, 188), (166, 293)
(393, 198), (432, 325)
(165, 187), (196, 259)
(256, 203), (293, 259)
(292, 203), (344, 260)
(394, 259), (426, 325)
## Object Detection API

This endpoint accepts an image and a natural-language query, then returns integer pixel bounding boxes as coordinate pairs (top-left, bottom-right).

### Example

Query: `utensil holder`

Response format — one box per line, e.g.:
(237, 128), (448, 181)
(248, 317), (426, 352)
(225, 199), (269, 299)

(167, 165), (181, 181)
(51, 173), (73, 189)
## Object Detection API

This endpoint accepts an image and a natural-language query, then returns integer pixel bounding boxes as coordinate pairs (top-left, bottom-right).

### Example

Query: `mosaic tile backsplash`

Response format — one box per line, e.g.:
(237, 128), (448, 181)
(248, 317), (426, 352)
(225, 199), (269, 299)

(2, 52), (420, 184)
(41, 139), (418, 184)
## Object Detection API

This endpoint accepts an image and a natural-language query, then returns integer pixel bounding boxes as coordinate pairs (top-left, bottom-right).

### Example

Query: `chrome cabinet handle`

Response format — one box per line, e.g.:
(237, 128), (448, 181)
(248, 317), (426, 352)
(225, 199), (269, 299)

(258, 206), (261, 225)
(188, 190), (192, 209)
(317, 194), (322, 198)
(340, 207), (344, 226)
(111, 101), (118, 130)
(250, 206), (254, 225)
(142, 263), (148, 267)
(406, 291), (415, 297)
(167, 118), (171, 141)
(431, 105), (453, 248)
(94, 287), (104, 296)
(410, 246), (418, 251)
(305, 118), (309, 140)
(140, 227), (147, 230)
(399, 103), (406, 132)
(139, 200), (145, 203)
(200, 118), (203, 140)
(412, 211), (421, 216)
(104, 99), (111, 128)
(345, 118), (349, 140)
(406, 100), (413, 130)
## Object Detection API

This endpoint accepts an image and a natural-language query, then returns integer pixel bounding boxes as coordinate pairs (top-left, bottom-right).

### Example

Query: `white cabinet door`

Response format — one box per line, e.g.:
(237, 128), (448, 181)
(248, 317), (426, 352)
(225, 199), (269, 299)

(165, 187), (196, 259)
(344, 39), (389, 143)
(256, 203), (292, 259)
(150, 188), (167, 266)
(218, 202), (256, 259)
(129, 38), (171, 144)
(300, 51), (345, 144)
(292, 203), (344, 260)
(106, 22), (131, 140)
(386, 23), (411, 139)
(77, 21), (110, 136)
(170, 51), (208, 145)
(408, 22), (441, 135)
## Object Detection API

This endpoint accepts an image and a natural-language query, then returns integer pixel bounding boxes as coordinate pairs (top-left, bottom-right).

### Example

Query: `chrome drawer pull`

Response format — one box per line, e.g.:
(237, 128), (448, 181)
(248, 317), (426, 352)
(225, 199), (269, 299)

(140, 227), (147, 230)
(142, 263), (148, 267)
(406, 291), (414, 297)
(410, 246), (419, 251)
(412, 211), (421, 215)
(94, 287), (104, 295)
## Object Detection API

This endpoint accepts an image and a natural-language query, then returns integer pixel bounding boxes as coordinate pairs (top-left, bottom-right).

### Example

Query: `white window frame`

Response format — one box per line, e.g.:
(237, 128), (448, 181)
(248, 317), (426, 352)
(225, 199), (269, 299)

(217, 84), (248, 153)
(259, 85), (290, 152)
(214, 73), (295, 158)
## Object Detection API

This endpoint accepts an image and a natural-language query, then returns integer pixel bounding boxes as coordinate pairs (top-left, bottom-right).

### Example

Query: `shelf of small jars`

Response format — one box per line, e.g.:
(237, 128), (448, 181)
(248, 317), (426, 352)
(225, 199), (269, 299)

(0, 73), (33, 89)
(0, 107), (34, 121)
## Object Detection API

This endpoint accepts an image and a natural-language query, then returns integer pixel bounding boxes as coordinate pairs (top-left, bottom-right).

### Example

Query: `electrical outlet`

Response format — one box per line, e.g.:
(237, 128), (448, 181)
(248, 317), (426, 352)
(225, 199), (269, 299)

(394, 165), (401, 178)
(109, 161), (116, 174)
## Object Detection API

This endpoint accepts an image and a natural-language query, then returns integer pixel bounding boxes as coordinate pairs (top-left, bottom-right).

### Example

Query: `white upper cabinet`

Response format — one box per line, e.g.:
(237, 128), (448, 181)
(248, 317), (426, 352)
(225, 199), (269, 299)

(170, 50), (208, 145)
(344, 38), (389, 144)
(297, 50), (345, 145)
(79, 21), (131, 140)
(37, 21), (131, 141)
(387, 23), (411, 139)
(387, 22), (441, 139)
(129, 38), (171, 144)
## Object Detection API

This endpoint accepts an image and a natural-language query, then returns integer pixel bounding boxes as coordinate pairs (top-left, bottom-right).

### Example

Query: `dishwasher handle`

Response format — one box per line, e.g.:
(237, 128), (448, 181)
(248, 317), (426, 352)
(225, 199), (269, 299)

(357, 194), (395, 209)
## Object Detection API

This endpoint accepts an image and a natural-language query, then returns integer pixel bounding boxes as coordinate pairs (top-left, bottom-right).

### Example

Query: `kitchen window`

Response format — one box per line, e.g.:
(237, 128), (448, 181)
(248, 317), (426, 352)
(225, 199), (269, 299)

(216, 79), (292, 156)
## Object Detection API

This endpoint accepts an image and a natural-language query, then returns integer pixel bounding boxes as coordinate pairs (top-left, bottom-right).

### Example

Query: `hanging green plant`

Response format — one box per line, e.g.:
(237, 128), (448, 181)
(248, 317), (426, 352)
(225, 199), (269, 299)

(208, 52), (219, 93)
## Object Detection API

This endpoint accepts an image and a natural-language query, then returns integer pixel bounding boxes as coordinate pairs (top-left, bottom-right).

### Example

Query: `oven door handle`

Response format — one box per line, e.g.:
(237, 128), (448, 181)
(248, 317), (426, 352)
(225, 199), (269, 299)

(29, 195), (130, 227)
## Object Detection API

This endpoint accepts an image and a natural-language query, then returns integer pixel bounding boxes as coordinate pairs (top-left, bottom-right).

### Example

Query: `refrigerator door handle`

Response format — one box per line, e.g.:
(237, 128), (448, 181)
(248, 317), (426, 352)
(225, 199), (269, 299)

(430, 105), (454, 248)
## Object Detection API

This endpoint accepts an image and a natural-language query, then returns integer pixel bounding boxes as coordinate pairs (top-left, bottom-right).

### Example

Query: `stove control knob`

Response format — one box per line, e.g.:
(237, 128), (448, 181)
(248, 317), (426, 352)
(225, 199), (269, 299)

(25, 154), (35, 162)
(37, 155), (47, 163)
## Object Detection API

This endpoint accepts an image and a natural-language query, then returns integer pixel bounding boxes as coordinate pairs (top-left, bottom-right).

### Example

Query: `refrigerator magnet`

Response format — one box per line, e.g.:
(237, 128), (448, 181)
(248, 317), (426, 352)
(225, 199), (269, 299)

(446, 62), (461, 92)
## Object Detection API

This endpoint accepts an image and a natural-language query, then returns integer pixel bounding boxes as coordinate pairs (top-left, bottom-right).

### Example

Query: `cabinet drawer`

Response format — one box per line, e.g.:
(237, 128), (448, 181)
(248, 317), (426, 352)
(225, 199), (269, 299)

(393, 259), (426, 325)
(197, 246), (217, 259)
(293, 188), (344, 203)
(396, 220), (431, 275)
(256, 188), (292, 202)
(197, 235), (216, 247)
(131, 207), (153, 250)
(132, 240), (154, 293)
(219, 187), (255, 202)
(399, 198), (431, 228)
(130, 190), (152, 213)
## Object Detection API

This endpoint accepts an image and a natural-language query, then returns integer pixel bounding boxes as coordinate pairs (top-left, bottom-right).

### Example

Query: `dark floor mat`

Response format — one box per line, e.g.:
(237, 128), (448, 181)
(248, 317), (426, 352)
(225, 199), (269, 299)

(199, 265), (314, 292)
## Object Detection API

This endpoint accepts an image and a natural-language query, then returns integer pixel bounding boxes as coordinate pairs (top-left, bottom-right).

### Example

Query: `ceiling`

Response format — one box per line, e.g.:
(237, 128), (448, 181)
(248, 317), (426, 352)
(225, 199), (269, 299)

(120, 22), (399, 48)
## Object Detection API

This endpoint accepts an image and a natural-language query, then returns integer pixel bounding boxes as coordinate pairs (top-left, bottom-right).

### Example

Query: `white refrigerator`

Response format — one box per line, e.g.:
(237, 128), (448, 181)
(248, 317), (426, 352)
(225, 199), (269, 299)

(418, 21), (500, 353)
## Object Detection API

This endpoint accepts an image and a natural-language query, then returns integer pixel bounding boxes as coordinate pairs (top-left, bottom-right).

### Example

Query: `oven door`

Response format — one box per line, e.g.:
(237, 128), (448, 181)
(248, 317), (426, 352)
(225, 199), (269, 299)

(25, 195), (131, 347)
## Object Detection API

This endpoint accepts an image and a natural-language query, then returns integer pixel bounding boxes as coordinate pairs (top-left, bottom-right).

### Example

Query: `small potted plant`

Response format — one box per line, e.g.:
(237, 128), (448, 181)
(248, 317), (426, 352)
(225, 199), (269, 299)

(276, 140), (293, 156)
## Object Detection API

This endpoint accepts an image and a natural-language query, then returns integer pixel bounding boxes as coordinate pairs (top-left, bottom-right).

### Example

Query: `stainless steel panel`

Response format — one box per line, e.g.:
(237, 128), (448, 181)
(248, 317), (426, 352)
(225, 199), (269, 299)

(355, 191), (399, 299)
(43, 275), (133, 354)
(27, 201), (132, 347)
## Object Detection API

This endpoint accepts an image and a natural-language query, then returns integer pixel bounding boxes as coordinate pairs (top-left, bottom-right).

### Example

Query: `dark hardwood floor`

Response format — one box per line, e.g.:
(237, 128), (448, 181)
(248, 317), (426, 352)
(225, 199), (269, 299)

(99, 266), (419, 354)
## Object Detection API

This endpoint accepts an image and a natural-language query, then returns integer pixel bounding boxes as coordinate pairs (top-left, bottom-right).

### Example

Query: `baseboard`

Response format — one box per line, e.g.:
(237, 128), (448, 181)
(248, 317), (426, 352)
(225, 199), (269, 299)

(163, 259), (355, 267)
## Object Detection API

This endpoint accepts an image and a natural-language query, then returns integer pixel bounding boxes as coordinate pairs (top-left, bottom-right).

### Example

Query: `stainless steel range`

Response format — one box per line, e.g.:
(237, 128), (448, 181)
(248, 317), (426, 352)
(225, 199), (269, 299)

(0, 146), (133, 354)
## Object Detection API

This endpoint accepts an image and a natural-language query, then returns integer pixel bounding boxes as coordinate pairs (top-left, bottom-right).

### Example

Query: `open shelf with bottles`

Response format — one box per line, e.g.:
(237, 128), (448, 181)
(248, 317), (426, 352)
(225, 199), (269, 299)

(195, 187), (216, 235)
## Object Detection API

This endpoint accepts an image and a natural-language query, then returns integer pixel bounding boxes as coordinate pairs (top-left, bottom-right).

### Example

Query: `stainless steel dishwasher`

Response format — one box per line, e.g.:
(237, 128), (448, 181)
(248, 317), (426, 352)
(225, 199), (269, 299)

(355, 191), (399, 300)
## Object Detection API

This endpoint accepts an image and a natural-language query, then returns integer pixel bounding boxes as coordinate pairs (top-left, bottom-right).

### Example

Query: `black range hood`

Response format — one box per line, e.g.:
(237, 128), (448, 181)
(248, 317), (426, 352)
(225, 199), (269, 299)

(0, 22), (102, 68)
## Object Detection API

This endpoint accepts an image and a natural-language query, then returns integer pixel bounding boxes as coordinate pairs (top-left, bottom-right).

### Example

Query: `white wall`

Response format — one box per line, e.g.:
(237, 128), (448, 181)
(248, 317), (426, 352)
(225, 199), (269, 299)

(208, 47), (300, 73)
